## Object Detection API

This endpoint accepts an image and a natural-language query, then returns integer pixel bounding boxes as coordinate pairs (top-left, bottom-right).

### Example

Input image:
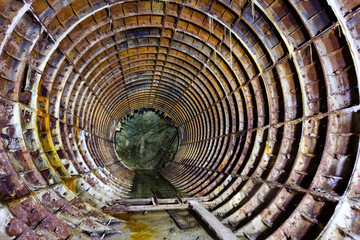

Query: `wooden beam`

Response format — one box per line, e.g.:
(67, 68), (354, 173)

(188, 200), (238, 240)
(105, 203), (189, 212)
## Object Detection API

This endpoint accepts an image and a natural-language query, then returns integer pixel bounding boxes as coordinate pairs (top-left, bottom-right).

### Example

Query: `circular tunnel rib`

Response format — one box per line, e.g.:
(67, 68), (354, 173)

(0, 0), (359, 239)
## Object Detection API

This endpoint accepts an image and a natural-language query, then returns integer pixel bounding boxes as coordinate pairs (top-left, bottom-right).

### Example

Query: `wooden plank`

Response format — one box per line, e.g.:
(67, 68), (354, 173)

(110, 196), (211, 205)
(151, 188), (193, 229)
(105, 203), (189, 212)
(188, 200), (238, 240)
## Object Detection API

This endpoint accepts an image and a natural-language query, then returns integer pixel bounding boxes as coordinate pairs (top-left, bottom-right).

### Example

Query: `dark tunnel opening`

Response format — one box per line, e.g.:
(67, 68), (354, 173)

(114, 108), (180, 198)
(114, 108), (179, 170)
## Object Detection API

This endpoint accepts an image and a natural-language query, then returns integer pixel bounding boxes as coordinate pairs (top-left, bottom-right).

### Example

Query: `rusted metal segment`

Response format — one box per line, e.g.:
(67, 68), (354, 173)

(148, 1), (175, 106)
(166, 105), (357, 191)
(107, 4), (131, 113)
(26, 7), (131, 197)
(0, 0), (359, 239)
(317, 1), (360, 238)
(0, 1), (132, 238)
(169, 161), (342, 202)
(0, 204), (46, 239)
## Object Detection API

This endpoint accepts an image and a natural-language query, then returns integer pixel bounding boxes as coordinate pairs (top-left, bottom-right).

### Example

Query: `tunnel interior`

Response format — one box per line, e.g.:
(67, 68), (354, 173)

(115, 108), (180, 199)
(0, 0), (359, 239)
(114, 108), (179, 170)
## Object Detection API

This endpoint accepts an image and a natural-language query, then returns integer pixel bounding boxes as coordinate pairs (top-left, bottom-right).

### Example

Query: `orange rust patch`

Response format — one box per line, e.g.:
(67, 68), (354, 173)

(64, 178), (77, 192)
(114, 213), (156, 240)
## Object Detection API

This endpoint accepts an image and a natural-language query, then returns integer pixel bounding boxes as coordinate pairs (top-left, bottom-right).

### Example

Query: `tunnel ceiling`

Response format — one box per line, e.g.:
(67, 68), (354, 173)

(0, 0), (359, 239)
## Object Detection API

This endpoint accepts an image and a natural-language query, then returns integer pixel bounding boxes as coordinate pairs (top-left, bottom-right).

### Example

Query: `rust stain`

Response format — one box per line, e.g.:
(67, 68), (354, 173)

(114, 213), (156, 240)
(64, 178), (77, 192)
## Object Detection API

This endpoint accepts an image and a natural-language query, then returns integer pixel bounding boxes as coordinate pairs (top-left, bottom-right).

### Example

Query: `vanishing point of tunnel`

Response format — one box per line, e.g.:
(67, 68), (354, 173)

(0, 0), (359, 239)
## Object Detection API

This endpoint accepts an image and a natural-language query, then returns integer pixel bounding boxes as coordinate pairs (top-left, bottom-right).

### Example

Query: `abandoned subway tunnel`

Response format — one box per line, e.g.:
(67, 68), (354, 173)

(0, 0), (360, 239)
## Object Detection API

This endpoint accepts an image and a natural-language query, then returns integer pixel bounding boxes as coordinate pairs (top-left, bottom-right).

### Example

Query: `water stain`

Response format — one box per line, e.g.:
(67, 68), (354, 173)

(114, 212), (157, 240)
(126, 220), (156, 240)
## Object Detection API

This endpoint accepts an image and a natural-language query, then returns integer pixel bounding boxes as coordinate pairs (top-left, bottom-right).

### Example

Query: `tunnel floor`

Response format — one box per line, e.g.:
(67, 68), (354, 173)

(131, 169), (179, 199)
(105, 170), (216, 240)
(106, 210), (214, 240)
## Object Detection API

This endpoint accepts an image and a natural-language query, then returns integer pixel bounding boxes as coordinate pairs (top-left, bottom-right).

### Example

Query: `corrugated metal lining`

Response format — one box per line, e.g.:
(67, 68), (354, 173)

(0, 0), (359, 239)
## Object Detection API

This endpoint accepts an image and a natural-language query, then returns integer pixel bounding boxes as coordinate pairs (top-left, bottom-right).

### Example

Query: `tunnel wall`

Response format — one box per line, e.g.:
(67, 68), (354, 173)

(0, 0), (359, 239)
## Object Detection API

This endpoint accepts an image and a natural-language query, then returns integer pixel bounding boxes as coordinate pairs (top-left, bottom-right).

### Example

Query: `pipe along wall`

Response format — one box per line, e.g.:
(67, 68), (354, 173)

(0, 0), (359, 239)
